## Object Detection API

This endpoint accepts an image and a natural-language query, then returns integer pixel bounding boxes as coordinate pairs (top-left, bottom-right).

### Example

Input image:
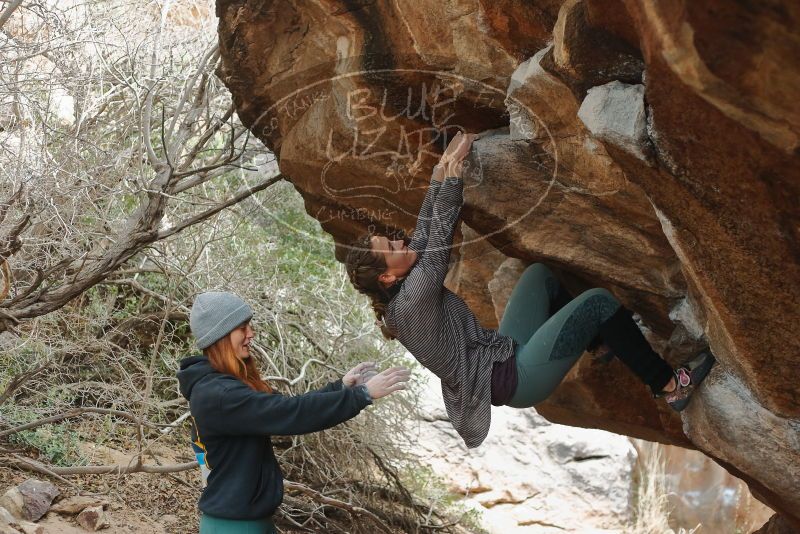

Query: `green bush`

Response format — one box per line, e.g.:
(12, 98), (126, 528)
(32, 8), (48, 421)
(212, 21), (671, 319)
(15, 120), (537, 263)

(1, 406), (87, 467)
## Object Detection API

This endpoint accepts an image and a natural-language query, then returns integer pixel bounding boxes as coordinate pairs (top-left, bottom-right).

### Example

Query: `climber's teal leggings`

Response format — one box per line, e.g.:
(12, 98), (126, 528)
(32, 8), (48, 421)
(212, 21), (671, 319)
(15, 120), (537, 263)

(501, 263), (621, 408)
(199, 513), (276, 534)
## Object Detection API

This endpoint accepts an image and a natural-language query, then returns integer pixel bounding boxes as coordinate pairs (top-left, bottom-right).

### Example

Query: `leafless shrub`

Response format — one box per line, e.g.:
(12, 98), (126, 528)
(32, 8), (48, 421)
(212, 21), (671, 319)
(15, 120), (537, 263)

(0, 0), (280, 334)
(0, 2), (472, 532)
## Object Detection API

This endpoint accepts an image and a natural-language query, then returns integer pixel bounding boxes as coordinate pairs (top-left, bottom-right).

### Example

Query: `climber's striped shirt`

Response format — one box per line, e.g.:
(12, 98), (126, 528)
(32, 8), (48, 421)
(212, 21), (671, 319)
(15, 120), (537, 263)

(385, 176), (516, 448)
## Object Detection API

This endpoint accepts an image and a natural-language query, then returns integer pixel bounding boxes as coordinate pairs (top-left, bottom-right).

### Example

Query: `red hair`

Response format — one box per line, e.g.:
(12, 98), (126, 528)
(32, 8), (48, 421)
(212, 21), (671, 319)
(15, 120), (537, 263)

(205, 333), (272, 393)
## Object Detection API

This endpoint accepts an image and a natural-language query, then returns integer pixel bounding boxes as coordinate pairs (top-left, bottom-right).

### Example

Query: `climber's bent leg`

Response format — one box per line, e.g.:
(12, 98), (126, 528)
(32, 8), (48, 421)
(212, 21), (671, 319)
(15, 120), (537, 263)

(499, 263), (565, 345)
(597, 306), (675, 395)
(507, 288), (620, 408)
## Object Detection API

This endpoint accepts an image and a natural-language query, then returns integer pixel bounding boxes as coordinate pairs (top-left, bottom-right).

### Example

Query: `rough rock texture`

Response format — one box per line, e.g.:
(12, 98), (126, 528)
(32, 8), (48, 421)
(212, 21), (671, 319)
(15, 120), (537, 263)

(14, 481), (58, 523)
(16, 523), (42, 534)
(0, 506), (42, 534)
(0, 490), (24, 522)
(214, 0), (800, 526)
(577, 81), (648, 160)
(0, 481), (58, 523)
(0, 507), (15, 527)
(49, 497), (108, 516)
(753, 514), (799, 534)
(76, 506), (107, 532)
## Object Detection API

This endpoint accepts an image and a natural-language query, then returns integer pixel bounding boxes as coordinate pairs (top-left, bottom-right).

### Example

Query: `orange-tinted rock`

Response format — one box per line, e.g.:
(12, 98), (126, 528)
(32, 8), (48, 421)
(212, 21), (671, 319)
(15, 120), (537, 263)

(215, 0), (800, 525)
(475, 0), (562, 62)
(549, 0), (644, 96)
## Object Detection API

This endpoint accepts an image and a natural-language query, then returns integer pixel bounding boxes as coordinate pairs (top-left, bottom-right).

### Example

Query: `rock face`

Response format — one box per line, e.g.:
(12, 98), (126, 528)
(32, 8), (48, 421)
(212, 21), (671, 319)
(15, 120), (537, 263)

(577, 81), (648, 160)
(753, 514), (799, 534)
(214, 0), (800, 525)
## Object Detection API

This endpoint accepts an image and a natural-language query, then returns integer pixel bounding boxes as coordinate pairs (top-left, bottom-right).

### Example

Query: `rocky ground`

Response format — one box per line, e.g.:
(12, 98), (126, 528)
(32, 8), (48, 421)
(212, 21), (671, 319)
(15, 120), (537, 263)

(0, 439), (200, 533)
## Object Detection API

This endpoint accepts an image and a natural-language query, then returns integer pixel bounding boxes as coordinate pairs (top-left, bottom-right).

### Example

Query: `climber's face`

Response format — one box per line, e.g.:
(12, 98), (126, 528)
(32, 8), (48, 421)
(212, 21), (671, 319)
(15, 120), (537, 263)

(228, 320), (255, 359)
(371, 235), (417, 287)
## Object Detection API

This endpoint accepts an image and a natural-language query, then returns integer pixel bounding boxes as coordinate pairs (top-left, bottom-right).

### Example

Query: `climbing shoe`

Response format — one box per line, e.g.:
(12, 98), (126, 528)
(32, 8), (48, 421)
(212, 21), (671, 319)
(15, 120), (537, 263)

(657, 349), (716, 412)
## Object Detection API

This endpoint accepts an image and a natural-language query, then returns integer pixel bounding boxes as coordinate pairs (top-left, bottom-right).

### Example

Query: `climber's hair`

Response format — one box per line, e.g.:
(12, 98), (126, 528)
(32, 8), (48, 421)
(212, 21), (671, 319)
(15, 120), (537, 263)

(345, 233), (396, 340)
(205, 330), (272, 393)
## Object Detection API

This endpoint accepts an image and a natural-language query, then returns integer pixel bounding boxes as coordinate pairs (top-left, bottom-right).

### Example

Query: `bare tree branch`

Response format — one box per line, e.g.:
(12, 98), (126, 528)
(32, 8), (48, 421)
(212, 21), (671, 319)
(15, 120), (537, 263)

(0, 360), (50, 406)
(156, 174), (284, 240)
(263, 358), (328, 387)
(284, 480), (394, 534)
(4, 454), (82, 490)
(0, 0), (24, 29)
(3, 453), (198, 476)
(177, 105), (235, 175)
(0, 407), (156, 439)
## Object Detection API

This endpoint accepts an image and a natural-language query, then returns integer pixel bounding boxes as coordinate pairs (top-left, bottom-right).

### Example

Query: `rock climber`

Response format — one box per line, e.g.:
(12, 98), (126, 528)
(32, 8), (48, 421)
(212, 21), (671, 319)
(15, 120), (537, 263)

(345, 131), (715, 448)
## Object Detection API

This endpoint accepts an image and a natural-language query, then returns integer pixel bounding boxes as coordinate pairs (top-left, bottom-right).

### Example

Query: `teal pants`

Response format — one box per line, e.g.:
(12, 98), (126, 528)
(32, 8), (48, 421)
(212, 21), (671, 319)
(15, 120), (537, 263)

(199, 513), (276, 534)
(501, 263), (621, 408)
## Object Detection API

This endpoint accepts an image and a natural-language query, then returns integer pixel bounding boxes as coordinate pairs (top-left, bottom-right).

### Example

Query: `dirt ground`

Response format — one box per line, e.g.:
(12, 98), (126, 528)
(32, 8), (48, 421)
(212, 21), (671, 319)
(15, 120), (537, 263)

(0, 440), (202, 533)
(1, 438), (417, 534)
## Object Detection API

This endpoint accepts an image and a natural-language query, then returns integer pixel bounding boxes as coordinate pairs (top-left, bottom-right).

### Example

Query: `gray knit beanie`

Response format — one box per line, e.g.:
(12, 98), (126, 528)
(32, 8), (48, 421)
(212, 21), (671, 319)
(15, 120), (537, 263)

(190, 291), (254, 350)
